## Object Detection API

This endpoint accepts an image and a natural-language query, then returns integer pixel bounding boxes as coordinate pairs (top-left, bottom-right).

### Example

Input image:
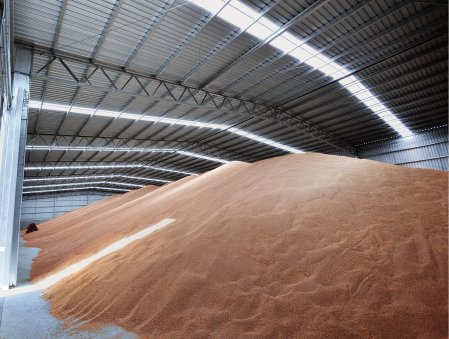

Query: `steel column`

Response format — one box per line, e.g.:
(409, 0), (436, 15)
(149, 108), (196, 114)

(0, 45), (31, 290)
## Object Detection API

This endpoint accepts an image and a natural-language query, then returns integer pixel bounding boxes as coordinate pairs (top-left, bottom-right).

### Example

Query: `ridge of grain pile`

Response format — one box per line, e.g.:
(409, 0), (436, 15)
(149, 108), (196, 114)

(23, 153), (448, 338)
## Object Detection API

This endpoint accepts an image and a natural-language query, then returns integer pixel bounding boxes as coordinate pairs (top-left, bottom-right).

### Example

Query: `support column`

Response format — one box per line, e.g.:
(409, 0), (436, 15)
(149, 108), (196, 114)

(0, 45), (31, 290)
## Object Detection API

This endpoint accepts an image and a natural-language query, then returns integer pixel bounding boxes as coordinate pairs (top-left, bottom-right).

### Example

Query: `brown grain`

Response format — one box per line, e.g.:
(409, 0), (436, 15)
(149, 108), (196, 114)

(23, 153), (448, 338)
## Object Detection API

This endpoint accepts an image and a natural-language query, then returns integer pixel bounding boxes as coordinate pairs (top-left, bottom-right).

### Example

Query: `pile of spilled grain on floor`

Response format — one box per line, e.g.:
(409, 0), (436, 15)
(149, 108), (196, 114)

(22, 153), (448, 338)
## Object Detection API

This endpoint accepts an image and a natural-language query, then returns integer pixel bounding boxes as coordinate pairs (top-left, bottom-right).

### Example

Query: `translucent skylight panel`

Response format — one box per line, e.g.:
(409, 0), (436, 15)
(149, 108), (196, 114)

(281, 32), (302, 45)
(346, 83), (365, 94)
(188, 0), (411, 137)
(259, 17), (279, 31)
(338, 76), (357, 86)
(229, 128), (302, 153)
(247, 22), (273, 40)
(364, 98), (380, 107)
(229, 0), (260, 19)
(331, 70), (349, 80)
(301, 44), (319, 56)
(188, 0), (226, 15)
(319, 64), (338, 76)
(289, 47), (313, 62)
(306, 56), (327, 69)
(370, 105), (386, 113)
(218, 5), (254, 30)
(355, 92), (372, 100)
(270, 36), (296, 53)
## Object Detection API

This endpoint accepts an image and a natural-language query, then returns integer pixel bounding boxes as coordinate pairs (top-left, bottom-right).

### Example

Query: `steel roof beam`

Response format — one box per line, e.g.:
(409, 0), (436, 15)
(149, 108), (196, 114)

(153, 0), (233, 76)
(33, 0), (68, 136)
(25, 160), (196, 176)
(311, 88), (448, 128)
(326, 111), (448, 140)
(240, 28), (443, 103)
(324, 99), (448, 135)
(177, 0), (283, 84)
(26, 134), (258, 163)
(263, 8), (444, 106)
(284, 50), (448, 113)
(240, 0), (428, 102)
(90, 0), (125, 61)
(219, 0), (376, 95)
(122, 0), (176, 70)
(246, 39), (447, 130)
(47, 0), (127, 152)
(197, 0), (331, 89)
(292, 68), (447, 119)
(69, 0), (177, 146)
(30, 64), (352, 151)
(21, 190), (122, 200)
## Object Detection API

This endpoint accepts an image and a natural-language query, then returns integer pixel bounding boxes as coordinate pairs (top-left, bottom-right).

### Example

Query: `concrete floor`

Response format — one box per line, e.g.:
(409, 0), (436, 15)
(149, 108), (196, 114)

(0, 237), (143, 339)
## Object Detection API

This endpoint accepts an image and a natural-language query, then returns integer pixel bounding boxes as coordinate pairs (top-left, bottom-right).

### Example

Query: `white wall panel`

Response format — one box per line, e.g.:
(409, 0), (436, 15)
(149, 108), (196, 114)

(328, 126), (448, 172)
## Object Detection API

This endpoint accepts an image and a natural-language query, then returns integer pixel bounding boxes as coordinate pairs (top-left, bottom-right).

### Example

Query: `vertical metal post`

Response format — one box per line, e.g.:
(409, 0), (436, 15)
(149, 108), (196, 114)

(0, 45), (31, 290)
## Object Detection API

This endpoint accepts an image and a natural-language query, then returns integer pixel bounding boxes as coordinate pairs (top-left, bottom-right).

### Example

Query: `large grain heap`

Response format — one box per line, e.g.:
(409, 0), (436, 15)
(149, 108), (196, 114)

(23, 153), (448, 338)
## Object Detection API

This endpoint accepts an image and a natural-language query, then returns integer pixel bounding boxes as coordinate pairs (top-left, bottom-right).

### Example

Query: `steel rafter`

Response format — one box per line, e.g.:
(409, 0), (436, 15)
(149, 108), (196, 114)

(244, 0), (431, 102)
(26, 133), (258, 163)
(285, 52), (448, 113)
(291, 70), (447, 119)
(239, 27), (443, 102)
(311, 88), (448, 128)
(266, 13), (445, 106)
(68, 1), (182, 148)
(152, 0), (233, 76)
(48, 1), (127, 161)
(198, 0), (330, 90)
(320, 93), (448, 133)
(90, 0), (125, 61)
(218, 0), (376, 95)
(25, 160), (197, 177)
(22, 185), (130, 196)
(21, 190), (120, 200)
(176, 0), (283, 84)
(243, 37), (447, 132)
(29, 49), (353, 151)
(123, 0), (176, 70)
(33, 0), (68, 136)
(0, 2), (13, 108)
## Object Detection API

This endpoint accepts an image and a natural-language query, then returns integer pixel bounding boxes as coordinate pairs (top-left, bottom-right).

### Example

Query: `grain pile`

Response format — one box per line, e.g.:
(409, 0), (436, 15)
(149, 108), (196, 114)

(22, 153), (448, 338)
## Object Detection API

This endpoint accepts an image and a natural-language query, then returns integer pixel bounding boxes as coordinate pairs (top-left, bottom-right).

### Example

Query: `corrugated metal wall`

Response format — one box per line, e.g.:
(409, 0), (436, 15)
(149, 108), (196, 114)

(327, 126), (448, 171)
(20, 193), (113, 230)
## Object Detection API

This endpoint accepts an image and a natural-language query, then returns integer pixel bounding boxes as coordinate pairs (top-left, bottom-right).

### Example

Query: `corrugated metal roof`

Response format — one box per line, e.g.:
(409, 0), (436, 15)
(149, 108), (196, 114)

(13, 0), (448, 193)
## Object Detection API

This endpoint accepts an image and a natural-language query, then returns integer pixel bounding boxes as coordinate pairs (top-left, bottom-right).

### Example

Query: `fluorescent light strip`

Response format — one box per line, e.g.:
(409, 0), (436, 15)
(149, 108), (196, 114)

(28, 100), (303, 154)
(187, 0), (412, 137)
(23, 181), (144, 189)
(22, 186), (130, 195)
(26, 146), (229, 164)
(0, 219), (176, 295)
(23, 175), (169, 183)
(24, 164), (195, 175)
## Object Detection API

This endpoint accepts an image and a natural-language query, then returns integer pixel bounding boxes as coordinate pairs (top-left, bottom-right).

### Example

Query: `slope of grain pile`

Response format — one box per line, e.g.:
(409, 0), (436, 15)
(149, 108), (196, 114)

(22, 184), (160, 275)
(23, 153), (448, 338)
